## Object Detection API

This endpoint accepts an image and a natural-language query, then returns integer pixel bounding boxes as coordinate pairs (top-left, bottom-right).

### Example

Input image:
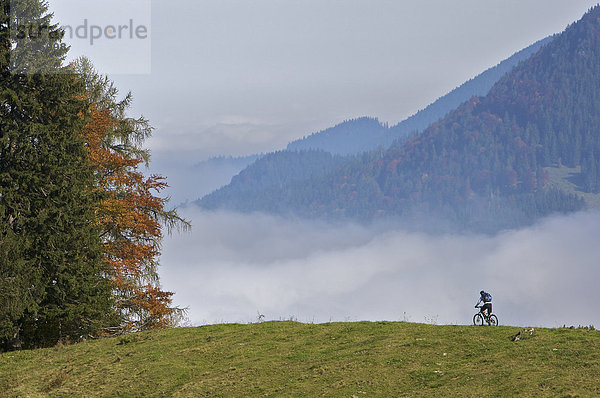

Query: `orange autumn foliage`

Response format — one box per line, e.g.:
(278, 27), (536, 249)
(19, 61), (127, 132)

(82, 106), (180, 333)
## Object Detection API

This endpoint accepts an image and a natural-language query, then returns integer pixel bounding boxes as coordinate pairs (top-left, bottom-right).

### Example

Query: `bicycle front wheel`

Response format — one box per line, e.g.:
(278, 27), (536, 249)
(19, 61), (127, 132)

(489, 314), (498, 326)
(473, 313), (484, 326)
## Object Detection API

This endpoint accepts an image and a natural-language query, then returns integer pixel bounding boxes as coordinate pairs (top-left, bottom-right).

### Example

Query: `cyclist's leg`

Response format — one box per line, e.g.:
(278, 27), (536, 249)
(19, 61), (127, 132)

(483, 303), (491, 318)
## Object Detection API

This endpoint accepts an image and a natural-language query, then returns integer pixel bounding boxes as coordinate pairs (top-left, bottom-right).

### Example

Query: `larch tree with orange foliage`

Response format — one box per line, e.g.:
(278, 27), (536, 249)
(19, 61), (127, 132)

(74, 58), (189, 334)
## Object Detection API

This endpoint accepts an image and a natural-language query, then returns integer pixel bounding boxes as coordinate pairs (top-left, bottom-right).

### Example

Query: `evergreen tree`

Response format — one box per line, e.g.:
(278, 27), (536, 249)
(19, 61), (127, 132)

(0, 221), (38, 350)
(0, 0), (111, 348)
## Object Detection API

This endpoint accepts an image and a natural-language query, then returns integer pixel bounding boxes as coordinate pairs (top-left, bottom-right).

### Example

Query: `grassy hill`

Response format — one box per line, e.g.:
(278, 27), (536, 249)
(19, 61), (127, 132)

(1, 321), (598, 397)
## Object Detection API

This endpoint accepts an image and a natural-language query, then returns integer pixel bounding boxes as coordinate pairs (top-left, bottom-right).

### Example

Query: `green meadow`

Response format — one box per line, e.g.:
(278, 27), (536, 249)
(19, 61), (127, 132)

(1, 321), (598, 397)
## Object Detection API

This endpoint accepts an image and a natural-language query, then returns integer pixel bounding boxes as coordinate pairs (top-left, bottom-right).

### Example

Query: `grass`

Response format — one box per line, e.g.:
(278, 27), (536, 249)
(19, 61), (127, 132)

(1, 321), (599, 397)
(544, 165), (600, 209)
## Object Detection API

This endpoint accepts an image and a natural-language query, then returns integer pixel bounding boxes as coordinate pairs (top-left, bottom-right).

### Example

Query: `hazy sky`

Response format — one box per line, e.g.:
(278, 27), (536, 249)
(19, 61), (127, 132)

(85, 0), (598, 161)
(49, 0), (600, 160)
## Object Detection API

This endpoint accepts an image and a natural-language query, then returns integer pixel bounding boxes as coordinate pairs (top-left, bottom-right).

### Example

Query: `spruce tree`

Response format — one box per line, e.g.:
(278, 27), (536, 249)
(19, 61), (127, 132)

(0, 0), (112, 348)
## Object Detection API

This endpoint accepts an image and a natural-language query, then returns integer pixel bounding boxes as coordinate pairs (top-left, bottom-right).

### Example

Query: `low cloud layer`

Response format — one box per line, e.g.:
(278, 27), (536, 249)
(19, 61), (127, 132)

(159, 208), (600, 328)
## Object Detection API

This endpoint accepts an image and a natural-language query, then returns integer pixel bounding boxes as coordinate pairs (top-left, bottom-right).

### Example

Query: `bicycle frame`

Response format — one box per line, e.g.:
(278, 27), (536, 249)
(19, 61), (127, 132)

(475, 304), (490, 320)
(474, 304), (498, 326)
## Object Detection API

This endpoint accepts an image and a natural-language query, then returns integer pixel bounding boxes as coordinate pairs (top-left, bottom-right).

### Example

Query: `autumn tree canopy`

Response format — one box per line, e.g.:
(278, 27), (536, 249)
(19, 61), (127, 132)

(74, 58), (189, 334)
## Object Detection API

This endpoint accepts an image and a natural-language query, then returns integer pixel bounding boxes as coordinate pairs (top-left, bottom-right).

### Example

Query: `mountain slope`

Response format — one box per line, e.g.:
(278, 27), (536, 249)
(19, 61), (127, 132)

(200, 150), (347, 213)
(189, 154), (261, 199)
(287, 116), (389, 155)
(199, 7), (600, 231)
(190, 37), (553, 206)
(286, 37), (552, 155)
(1, 322), (598, 397)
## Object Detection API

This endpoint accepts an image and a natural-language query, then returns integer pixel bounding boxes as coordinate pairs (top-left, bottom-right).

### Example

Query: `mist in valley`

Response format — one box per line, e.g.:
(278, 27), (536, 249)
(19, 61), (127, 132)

(159, 207), (600, 329)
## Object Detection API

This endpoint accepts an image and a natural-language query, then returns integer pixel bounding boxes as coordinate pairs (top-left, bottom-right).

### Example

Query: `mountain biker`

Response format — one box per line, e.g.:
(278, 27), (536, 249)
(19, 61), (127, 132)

(475, 290), (492, 318)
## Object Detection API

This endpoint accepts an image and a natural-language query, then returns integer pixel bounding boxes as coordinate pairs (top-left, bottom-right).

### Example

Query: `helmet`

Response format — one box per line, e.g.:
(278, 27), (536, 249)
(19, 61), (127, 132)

(480, 290), (485, 295)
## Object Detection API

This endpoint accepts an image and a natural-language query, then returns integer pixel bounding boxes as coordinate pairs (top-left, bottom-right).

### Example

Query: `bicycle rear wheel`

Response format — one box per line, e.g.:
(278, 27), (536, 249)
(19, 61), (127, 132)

(473, 313), (484, 326)
(489, 314), (498, 326)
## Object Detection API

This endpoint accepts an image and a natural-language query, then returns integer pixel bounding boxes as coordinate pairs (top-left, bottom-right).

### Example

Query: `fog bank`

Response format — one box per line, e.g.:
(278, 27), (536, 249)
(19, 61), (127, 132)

(159, 208), (600, 328)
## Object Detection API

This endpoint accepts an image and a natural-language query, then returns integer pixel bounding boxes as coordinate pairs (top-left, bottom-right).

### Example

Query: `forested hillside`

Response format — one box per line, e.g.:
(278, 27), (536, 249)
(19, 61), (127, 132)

(188, 154), (262, 200)
(385, 37), (553, 147)
(200, 7), (600, 232)
(287, 117), (390, 155)
(193, 36), (552, 204)
(200, 150), (347, 213)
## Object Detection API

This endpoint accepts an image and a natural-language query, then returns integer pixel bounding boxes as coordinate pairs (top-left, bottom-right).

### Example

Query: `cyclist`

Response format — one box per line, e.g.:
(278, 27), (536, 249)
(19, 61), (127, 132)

(475, 290), (492, 319)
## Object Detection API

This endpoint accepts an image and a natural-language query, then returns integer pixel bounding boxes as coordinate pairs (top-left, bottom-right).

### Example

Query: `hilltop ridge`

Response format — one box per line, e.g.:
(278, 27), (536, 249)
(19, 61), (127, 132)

(1, 321), (598, 396)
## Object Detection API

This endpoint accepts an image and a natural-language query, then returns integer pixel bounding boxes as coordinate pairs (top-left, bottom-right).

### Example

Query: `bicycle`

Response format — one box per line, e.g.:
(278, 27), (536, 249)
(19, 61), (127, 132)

(473, 304), (498, 326)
